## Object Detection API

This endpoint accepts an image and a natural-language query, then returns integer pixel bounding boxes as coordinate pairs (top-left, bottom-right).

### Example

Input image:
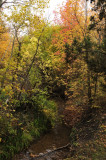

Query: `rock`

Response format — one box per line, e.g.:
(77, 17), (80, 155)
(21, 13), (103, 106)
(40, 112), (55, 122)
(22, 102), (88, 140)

(46, 149), (51, 153)
(39, 153), (44, 156)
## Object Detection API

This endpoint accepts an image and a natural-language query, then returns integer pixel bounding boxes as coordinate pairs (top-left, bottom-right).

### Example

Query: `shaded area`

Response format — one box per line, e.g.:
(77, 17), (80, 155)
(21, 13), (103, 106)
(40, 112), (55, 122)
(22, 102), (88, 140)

(13, 99), (71, 160)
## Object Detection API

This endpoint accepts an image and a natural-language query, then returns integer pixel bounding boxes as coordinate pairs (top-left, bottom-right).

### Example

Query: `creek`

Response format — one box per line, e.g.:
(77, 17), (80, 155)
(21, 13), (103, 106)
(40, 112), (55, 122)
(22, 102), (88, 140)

(13, 99), (71, 160)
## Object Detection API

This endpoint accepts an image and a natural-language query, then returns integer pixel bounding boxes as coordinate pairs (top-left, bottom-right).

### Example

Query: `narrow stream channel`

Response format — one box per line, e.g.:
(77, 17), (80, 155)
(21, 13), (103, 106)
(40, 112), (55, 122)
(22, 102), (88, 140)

(13, 99), (71, 160)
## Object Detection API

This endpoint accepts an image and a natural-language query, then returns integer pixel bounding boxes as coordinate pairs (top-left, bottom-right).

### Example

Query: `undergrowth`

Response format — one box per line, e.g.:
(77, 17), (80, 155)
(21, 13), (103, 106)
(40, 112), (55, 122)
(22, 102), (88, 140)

(0, 93), (57, 160)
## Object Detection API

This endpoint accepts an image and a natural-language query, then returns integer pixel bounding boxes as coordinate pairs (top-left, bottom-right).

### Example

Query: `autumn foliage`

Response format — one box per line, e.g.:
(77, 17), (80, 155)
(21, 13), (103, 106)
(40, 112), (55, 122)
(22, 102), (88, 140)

(0, 0), (105, 159)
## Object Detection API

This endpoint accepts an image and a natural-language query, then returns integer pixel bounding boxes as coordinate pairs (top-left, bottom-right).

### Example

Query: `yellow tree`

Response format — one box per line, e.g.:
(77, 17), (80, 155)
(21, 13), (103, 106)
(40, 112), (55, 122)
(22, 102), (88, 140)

(0, 0), (49, 100)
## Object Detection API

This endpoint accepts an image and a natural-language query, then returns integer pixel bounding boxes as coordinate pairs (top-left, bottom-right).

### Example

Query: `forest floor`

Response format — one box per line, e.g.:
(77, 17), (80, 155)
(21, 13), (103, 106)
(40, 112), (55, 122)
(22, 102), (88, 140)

(62, 99), (106, 160)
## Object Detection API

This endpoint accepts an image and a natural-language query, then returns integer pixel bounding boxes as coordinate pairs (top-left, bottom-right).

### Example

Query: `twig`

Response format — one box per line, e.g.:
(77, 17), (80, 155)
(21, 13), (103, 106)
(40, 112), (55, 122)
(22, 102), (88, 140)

(32, 143), (71, 160)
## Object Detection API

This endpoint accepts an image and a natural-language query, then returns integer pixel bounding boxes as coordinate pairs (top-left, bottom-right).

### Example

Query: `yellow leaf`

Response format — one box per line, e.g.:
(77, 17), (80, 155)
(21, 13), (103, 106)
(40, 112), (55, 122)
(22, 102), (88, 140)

(6, 113), (10, 117)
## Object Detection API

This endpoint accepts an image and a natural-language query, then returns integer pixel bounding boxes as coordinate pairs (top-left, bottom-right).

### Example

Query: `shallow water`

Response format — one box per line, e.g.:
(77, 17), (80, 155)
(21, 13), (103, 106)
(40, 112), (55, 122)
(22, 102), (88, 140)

(29, 123), (70, 155)
(13, 99), (70, 160)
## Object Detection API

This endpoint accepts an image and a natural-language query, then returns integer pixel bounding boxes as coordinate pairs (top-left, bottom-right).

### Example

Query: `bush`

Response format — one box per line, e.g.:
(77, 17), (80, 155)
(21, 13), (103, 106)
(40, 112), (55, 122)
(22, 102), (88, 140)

(0, 93), (57, 160)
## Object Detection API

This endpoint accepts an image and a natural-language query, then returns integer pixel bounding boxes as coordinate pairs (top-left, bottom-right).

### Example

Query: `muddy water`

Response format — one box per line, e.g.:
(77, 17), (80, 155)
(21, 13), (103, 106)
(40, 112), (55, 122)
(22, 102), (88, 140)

(29, 123), (70, 155)
(13, 99), (70, 160)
